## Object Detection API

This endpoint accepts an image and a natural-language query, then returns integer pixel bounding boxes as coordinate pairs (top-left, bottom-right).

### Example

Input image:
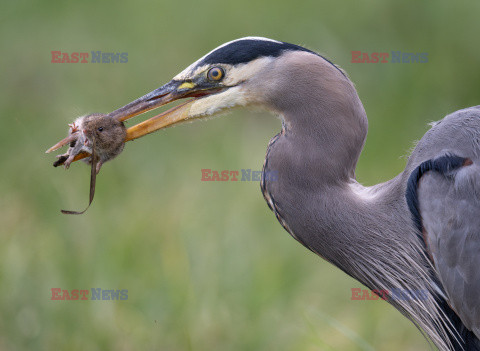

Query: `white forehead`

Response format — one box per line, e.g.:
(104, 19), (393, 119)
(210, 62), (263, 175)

(173, 37), (282, 80)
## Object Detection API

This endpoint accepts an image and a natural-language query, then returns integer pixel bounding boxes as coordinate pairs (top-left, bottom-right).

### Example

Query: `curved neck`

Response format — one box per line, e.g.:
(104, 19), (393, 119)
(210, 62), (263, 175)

(265, 52), (368, 185)
(283, 86), (368, 183)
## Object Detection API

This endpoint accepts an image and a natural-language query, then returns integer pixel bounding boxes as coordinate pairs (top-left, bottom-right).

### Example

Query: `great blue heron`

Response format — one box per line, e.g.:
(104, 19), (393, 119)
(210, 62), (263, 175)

(60, 37), (480, 350)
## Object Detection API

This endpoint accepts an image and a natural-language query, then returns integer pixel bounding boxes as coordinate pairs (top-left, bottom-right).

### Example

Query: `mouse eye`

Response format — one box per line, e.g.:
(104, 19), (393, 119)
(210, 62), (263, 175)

(97, 127), (104, 132)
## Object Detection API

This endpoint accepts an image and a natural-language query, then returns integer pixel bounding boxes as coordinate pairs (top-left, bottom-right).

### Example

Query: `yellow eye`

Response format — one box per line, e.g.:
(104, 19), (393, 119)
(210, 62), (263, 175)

(207, 67), (224, 81)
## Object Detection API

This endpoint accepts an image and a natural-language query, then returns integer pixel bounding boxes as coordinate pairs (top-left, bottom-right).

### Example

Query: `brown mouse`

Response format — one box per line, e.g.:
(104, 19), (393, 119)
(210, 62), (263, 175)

(49, 113), (127, 174)
(80, 113), (127, 173)
(47, 113), (127, 214)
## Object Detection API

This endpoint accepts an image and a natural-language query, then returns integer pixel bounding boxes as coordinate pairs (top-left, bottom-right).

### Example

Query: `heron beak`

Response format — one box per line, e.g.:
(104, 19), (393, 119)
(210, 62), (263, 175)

(108, 80), (187, 123)
(108, 79), (222, 141)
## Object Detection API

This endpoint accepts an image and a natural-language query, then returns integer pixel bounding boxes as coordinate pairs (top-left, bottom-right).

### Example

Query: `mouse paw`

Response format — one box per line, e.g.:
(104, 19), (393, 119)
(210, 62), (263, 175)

(63, 155), (75, 169)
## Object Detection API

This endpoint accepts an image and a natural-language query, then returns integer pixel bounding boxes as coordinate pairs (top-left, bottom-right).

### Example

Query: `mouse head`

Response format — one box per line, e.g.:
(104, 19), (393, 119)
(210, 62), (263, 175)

(82, 113), (126, 152)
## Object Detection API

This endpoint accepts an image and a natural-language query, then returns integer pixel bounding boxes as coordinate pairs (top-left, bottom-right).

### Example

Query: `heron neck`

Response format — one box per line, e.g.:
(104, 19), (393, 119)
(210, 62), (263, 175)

(261, 63), (414, 261)
(274, 77), (368, 185)
(259, 59), (451, 348)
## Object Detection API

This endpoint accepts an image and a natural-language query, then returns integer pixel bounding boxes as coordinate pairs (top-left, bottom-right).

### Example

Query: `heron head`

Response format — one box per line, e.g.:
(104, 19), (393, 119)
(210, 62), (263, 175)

(109, 37), (343, 141)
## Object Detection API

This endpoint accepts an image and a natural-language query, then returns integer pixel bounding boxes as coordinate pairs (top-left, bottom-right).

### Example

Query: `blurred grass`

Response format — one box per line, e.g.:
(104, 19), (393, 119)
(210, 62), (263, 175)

(1, 0), (479, 350)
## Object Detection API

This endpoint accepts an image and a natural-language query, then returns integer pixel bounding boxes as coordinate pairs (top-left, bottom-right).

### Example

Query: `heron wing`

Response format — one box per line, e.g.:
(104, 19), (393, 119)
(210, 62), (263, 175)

(415, 156), (480, 339)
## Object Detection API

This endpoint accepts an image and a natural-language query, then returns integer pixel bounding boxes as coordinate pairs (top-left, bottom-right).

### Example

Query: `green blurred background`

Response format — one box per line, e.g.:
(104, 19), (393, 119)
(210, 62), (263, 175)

(1, 0), (479, 350)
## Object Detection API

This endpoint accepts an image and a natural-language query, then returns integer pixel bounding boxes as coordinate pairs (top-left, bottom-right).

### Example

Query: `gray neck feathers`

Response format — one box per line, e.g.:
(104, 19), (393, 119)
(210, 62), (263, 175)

(262, 52), (456, 350)
(267, 52), (368, 184)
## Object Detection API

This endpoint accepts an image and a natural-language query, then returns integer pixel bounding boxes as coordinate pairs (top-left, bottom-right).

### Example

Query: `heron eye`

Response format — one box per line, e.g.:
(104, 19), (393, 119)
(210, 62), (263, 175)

(207, 67), (224, 81)
(97, 127), (104, 132)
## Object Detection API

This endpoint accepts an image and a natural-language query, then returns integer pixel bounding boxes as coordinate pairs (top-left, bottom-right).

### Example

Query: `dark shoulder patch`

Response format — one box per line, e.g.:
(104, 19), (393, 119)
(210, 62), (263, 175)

(406, 155), (480, 350)
(406, 154), (467, 233)
(199, 38), (345, 77)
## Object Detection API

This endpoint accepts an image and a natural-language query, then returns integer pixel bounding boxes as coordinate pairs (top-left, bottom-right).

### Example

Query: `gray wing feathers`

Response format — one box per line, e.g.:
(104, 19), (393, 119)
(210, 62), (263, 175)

(419, 163), (480, 338)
